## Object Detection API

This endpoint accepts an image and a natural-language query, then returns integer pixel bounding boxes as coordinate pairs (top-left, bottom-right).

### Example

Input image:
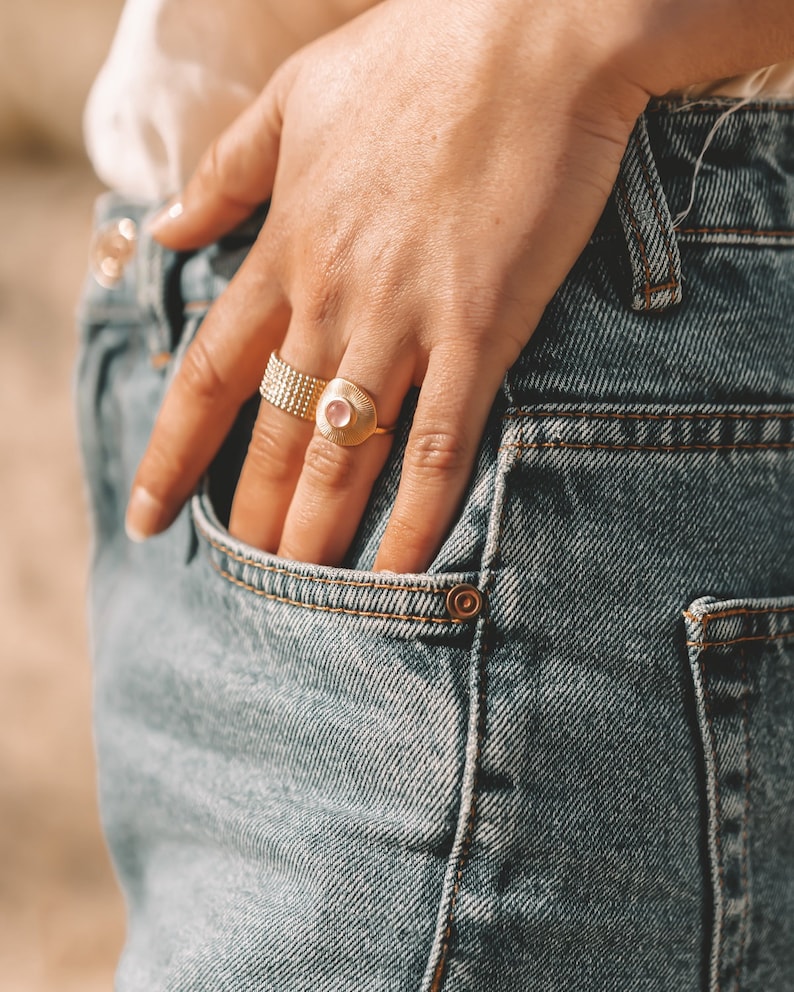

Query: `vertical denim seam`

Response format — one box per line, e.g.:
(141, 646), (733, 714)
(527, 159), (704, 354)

(617, 176), (680, 305)
(634, 131), (679, 296)
(696, 651), (726, 992)
(424, 446), (517, 992)
(733, 645), (751, 992)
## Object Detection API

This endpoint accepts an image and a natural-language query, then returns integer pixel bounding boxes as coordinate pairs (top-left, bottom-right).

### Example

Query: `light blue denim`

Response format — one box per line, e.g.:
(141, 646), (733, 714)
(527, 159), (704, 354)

(77, 100), (794, 991)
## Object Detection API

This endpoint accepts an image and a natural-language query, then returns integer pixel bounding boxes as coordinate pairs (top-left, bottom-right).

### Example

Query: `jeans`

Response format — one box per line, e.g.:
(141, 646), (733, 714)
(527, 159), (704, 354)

(77, 100), (794, 991)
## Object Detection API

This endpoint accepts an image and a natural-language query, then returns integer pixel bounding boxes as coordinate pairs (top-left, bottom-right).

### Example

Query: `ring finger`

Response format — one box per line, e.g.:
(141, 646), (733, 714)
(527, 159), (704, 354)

(231, 330), (415, 565)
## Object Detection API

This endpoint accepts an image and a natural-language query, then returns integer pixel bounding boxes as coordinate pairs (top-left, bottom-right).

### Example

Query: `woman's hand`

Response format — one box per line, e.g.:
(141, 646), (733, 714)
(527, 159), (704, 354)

(125, 0), (653, 572)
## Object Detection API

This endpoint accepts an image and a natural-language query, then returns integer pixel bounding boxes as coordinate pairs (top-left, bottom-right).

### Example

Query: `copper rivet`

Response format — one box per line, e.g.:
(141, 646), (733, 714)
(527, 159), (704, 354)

(445, 584), (483, 621)
(90, 217), (138, 289)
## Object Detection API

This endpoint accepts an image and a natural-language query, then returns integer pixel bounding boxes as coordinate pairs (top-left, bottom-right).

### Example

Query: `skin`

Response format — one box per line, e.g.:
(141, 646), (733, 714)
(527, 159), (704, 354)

(126, 0), (794, 573)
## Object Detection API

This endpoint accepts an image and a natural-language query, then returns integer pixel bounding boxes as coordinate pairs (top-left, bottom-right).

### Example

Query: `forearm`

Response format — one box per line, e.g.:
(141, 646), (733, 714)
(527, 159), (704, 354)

(613, 0), (794, 96)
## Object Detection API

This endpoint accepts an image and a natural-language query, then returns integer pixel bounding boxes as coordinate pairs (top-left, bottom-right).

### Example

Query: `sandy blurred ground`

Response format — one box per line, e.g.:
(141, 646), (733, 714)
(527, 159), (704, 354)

(0, 4), (127, 990)
(0, 155), (125, 992)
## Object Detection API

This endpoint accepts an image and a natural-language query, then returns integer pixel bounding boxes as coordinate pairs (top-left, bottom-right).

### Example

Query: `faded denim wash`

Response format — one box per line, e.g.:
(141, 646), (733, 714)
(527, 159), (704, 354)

(77, 100), (794, 991)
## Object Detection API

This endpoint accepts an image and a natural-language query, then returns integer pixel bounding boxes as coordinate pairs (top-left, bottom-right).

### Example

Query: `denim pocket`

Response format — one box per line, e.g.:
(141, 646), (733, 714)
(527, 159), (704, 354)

(684, 596), (794, 992)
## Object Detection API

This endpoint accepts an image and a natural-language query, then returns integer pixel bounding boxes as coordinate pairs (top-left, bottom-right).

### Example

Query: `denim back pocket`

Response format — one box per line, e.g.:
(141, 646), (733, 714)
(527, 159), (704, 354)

(684, 596), (794, 992)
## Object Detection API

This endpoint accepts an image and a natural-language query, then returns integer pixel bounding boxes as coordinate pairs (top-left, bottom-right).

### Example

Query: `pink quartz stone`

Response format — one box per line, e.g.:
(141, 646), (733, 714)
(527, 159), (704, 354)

(326, 397), (353, 429)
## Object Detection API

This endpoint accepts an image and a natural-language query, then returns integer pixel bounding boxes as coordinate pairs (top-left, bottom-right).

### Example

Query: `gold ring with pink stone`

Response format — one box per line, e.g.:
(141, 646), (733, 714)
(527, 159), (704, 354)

(315, 378), (397, 446)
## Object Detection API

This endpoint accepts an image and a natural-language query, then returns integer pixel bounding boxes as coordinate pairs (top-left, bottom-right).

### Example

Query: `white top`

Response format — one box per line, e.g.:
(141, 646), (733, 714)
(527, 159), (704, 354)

(84, 0), (794, 201)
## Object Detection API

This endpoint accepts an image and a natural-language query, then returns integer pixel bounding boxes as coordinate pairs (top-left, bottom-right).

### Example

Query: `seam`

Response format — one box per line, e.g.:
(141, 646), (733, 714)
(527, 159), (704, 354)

(617, 175), (651, 309)
(695, 604), (794, 637)
(685, 629), (794, 649)
(618, 176), (679, 305)
(428, 453), (513, 992)
(733, 646), (751, 992)
(503, 411), (794, 422)
(500, 441), (794, 453)
(677, 226), (794, 238)
(634, 131), (680, 296)
(195, 519), (458, 594)
(701, 657), (726, 992)
(205, 555), (461, 624)
(648, 100), (794, 113)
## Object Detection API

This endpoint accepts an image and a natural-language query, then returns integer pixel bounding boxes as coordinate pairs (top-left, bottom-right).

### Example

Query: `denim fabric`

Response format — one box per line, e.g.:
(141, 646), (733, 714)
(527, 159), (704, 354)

(77, 100), (794, 992)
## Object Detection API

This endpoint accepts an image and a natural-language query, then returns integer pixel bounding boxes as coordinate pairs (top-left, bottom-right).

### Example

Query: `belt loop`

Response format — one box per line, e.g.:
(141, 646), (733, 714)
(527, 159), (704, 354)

(615, 113), (683, 312)
(136, 211), (177, 359)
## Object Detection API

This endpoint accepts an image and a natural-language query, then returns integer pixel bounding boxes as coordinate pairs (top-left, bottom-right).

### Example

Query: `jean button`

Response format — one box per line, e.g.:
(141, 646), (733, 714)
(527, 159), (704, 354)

(446, 584), (483, 620)
(90, 217), (137, 288)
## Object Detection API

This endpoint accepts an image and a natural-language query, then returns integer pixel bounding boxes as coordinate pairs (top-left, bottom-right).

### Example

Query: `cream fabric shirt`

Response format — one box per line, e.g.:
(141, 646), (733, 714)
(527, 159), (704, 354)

(84, 0), (794, 200)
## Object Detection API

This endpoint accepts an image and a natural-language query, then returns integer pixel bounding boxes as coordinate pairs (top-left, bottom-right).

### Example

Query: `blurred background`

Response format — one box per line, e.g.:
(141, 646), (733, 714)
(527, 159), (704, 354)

(0, 3), (127, 989)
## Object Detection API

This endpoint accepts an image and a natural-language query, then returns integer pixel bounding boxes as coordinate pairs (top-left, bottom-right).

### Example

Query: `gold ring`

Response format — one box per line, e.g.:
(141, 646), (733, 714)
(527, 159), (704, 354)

(316, 378), (396, 446)
(258, 351), (329, 421)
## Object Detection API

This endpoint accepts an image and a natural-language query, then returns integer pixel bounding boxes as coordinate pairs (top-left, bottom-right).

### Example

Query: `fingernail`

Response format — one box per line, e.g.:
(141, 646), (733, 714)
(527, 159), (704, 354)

(147, 199), (184, 234)
(125, 486), (166, 542)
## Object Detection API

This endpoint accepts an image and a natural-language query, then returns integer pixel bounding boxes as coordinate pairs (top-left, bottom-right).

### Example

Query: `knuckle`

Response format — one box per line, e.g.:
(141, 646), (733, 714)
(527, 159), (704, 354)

(246, 420), (297, 485)
(299, 275), (342, 327)
(404, 427), (469, 478)
(179, 336), (228, 405)
(302, 434), (359, 491)
(197, 135), (249, 208)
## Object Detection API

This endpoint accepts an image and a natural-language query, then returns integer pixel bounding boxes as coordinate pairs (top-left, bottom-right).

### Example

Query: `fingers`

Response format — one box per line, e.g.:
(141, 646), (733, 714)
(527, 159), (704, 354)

(148, 58), (301, 251)
(226, 335), (333, 554)
(373, 345), (505, 575)
(125, 263), (290, 541)
(229, 334), (414, 565)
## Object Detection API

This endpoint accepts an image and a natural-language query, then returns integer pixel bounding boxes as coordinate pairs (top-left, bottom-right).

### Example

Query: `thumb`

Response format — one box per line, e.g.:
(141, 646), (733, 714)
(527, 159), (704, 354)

(148, 57), (300, 251)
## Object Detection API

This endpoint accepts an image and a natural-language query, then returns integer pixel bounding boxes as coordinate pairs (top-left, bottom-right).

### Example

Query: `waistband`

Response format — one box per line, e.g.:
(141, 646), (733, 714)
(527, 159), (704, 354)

(80, 99), (794, 355)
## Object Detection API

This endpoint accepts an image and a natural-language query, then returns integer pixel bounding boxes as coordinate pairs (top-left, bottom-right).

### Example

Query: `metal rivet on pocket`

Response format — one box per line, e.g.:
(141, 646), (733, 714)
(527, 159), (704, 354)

(90, 217), (138, 288)
(446, 584), (484, 620)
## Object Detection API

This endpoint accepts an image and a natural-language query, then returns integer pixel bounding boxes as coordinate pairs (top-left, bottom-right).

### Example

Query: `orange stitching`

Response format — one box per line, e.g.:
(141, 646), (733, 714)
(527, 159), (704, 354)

(195, 519), (456, 595)
(701, 658), (725, 992)
(430, 450), (514, 991)
(685, 629), (794, 649)
(618, 176), (653, 309)
(500, 441), (794, 453)
(634, 131), (679, 296)
(677, 226), (794, 238)
(685, 604), (794, 640)
(733, 646), (751, 992)
(149, 351), (172, 369)
(648, 100), (794, 113)
(503, 410), (794, 423)
(204, 555), (461, 624)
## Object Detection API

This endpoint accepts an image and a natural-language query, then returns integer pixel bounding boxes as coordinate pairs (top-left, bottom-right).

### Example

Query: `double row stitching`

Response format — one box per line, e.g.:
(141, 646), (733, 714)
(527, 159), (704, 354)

(503, 411), (794, 422)
(428, 451), (514, 991)
(678, 226), (794, 238)
(685, 629), (794, 649)
(195, 518), (456, 594)
(683, 605), (794, 647)
(733, 646), (751, 992)
(205, 556), (460, 624)
(499, 441), (794, 453)
(617, 176), (679, 308)
(701, 658), (726, 992)
(634, 131), (680, 298)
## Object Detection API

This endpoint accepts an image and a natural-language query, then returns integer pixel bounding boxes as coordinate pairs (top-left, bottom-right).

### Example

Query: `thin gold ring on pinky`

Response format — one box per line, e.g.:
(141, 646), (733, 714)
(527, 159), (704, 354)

(316, 378), (397, 446)
(258, 351), (329, 421)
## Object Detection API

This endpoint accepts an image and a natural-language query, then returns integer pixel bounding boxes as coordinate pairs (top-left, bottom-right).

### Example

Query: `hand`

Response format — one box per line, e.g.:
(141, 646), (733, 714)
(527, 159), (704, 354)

(125, 0), (652, 572)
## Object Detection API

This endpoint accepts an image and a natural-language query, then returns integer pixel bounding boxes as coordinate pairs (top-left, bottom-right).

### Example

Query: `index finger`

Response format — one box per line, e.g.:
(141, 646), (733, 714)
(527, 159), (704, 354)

(125, 265), (289, 541)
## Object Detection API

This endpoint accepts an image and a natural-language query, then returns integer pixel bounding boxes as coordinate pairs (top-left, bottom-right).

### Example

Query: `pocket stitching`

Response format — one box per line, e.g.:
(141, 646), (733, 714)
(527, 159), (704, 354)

(194, 510), (467, 595)
(206, 549), (465, 625)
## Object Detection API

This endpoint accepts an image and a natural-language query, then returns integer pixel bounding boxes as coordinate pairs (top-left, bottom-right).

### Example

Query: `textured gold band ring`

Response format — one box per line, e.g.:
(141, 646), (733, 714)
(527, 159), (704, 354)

(258, 351), (396, 445)
(258, 351), (328, 421)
